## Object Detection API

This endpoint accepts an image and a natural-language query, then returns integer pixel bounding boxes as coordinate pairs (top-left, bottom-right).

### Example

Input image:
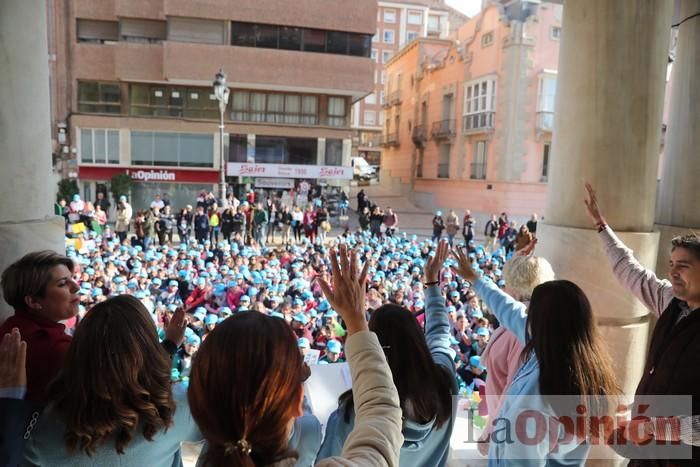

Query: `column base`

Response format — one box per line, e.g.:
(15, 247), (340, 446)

(0, 216), (65, 322)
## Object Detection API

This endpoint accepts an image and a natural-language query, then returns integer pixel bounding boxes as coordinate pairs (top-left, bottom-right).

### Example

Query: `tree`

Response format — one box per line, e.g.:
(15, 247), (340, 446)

(56, 179), (79, 203)
(110, 174), (132, 201)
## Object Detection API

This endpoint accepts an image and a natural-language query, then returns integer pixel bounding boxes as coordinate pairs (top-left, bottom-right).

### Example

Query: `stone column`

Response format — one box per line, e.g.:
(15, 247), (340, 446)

(0, 0), (65, 321)
(655, 0), (700, 279)
(537, 0), (672, 401)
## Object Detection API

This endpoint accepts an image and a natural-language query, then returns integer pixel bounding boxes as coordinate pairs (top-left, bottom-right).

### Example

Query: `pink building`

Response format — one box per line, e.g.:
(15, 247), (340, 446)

(380, 2), (563, 217)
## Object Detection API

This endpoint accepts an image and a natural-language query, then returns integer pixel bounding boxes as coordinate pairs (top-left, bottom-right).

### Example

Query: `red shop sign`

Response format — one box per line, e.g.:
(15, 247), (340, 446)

(78, 166), (219, 184)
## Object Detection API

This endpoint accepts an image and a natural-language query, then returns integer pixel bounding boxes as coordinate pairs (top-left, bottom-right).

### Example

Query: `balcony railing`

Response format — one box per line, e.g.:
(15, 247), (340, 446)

(431, 119), (456, 140)
(389, 90), (402, 106)
(412, 125), (428, 146)
(470, 162), (487, 180)
(380, 132), (400, 147)
(536, 111), (554, 132)
(463, 112), (495, 134)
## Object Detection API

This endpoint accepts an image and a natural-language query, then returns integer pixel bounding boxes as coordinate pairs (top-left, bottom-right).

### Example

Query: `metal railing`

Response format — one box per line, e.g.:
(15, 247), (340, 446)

(431, 119), (456, 139)
(379, 132), (400, 147)
(463, 111), (495, 133)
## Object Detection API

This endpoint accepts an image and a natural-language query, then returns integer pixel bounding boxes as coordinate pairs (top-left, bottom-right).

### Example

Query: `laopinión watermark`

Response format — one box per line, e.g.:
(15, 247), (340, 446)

(450, 394), (692, 461)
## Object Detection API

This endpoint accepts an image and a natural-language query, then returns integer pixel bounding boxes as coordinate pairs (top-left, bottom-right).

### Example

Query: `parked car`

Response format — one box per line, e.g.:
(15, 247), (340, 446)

(352, 157), (377, 180)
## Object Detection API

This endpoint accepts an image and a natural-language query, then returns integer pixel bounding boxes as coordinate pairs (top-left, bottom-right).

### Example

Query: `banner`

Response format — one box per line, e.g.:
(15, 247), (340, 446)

(227, 162), (352, 180)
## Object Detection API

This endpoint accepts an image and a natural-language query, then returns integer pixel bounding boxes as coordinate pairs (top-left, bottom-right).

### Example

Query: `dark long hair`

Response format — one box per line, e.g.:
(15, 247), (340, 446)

(188, 313), (307, 467)
(522, 281), (620, 431)
(50, 295), (175, 455)
(339, 304), (454, 428)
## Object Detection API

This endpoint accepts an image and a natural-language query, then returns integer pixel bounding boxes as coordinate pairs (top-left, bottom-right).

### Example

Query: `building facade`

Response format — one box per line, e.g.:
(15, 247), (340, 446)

(48, 0), (376, 210)
(379, 1), (562, 216)
(351, 0), (467, 170)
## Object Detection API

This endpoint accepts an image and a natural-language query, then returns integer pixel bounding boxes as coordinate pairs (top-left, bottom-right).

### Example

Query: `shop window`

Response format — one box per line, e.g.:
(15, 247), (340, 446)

(327, 97), (347, 127)
(131, 131), (214, 167)
(325, 139), (344, 166)
(327, 31), (349, 55)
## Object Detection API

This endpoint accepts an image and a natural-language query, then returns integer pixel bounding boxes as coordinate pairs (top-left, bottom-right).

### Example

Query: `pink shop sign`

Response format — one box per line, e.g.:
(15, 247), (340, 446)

(227, 163), (352, 180)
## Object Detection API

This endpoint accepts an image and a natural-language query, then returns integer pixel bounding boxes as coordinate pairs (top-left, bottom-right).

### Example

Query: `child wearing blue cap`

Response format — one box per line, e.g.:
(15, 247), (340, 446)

(319, 339), (344, 364)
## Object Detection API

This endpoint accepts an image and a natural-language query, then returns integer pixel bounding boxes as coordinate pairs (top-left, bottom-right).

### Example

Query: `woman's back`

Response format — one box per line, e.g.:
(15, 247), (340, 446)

(25, 384), (200, 467)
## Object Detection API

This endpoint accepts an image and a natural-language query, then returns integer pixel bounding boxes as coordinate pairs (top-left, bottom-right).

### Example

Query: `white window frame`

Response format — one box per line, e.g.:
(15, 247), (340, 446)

(379, 91), (385, 105)
(536, 74), (557, 112)
(363, 110), (376, 126)
(80, 128), (120, 165)
(406, 31), (418, 43)
(372, 29), (379, 43)
(381, 71), (387, 84)
(383, 30), (395, 44)
(371, 49), (378, 61)
(365, 92), (376, 105)
(383, 8), (397, 24)
(463, 76), (497, 116)
(407, 10), (423, 25)
(463, 76), (497, 131)
(382, 50), (392, 64)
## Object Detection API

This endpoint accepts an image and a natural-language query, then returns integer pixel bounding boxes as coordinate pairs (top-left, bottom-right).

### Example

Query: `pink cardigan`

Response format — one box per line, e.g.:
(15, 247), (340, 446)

(480, 325), (524, 437)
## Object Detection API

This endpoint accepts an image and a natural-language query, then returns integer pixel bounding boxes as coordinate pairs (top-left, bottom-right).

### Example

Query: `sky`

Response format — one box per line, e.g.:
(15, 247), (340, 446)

(445, 0), (483, 17)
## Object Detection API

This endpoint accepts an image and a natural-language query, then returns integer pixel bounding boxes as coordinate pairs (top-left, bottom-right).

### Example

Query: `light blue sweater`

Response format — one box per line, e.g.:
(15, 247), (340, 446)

(473, 278), (589, 466)
(316, 285), (458, 467)
(23, 383), (201, 467)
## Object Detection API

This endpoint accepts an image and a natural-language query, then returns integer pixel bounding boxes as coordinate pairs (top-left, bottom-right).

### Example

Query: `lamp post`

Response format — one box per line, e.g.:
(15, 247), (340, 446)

(213, 70), (230, 208)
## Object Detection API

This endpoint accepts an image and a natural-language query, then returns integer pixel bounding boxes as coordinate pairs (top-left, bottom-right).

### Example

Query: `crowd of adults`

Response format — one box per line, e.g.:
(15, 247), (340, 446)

(1, 182), (698, 467)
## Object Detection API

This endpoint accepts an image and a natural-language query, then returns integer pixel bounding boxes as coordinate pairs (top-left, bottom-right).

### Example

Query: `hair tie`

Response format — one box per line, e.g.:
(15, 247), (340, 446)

(224, 439), (253, 456)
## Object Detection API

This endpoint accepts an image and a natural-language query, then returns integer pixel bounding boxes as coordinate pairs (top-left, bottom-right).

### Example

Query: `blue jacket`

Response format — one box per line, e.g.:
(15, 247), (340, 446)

(316, 285), (457, 467)
(23, 383), (201, 467)
(0, 388), (39, 467)
(473, 278), (589, 466)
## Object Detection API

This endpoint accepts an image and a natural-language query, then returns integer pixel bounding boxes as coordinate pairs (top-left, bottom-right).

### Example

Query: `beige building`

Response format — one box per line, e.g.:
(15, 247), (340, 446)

(379, 1), (562, 217)
(352, 0), (468, 169)
(48, 0), (377, 210)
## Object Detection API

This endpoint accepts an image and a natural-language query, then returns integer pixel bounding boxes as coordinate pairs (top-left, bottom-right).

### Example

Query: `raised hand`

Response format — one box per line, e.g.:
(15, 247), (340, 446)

(0, 328), (27, 390)
(424, 240), (450, 284)
(317, 244), (369, 336)
(583, 182), (606, 227)
(450, 246), (479, 282)
(164, 307), (187, 347)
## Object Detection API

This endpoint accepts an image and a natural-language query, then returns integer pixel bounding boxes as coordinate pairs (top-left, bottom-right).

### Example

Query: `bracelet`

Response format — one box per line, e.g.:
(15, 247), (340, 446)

(596, 223), (608, 233)
(424, 280), (439, 288)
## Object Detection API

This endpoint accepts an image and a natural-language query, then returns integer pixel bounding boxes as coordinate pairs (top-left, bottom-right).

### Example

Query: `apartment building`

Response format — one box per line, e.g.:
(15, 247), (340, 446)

(380, 1), (562, 216)
(351, 0), (467, 169)
(49, 0), (376, 210)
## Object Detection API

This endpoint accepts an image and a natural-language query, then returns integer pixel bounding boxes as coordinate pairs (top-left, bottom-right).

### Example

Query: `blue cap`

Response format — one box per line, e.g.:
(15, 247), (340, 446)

(469, 355), (485, 370)
(197, 277), (206, 286)
(186, 334), (201, 346)
(476, 327), (490, 337)
(239, 295), (251, 303)
(193, 307), (206, 320)
(220, 306), (232, 316)
(269, 311), (284, 319)
(168, 280), (179, 287)
(298, 337), (310, 349)
(326, 340), (342, 354)
(471, 309), (484, 319)
(292, 313), (309, 325)
(247, 287), (258, 297)
(205, 314), (218, 325)
(447, 305), (457, 314)
(324, 309), (337, 318)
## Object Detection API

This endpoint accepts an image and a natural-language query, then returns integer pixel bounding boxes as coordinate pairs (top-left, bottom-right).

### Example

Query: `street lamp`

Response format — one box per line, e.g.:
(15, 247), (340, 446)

(213, 69), (230, 208)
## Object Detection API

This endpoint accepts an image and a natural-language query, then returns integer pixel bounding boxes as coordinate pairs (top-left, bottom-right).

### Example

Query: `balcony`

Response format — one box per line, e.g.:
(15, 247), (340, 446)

(470, 163), (487, 180)
(411, 125), (428, 147)
(536, 111), (554, 132)
(431, 119), (456, 140)
(463, 112), (495, 134)
(380, 132), (399, 147)
(389, 90), (402, 106)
